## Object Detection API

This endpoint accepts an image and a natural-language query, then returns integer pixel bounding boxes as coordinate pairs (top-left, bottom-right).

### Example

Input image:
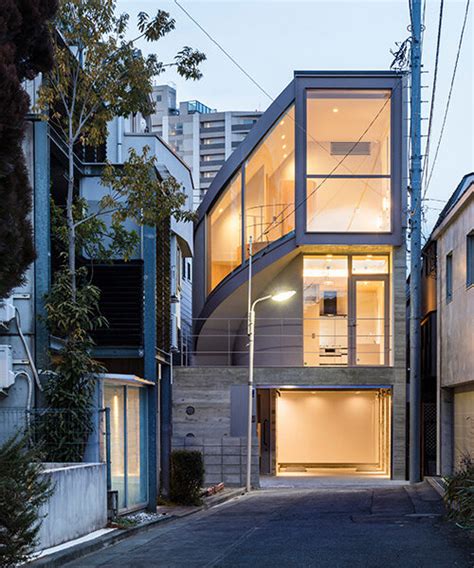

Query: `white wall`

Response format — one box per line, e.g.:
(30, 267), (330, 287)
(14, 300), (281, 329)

(36, 463), (107, 551)
(276, 391), (379, 464)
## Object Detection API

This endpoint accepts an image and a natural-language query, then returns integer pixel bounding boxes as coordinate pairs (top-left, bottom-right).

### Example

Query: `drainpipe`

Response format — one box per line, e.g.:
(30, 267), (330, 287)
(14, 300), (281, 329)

(117, 117), (123, 163)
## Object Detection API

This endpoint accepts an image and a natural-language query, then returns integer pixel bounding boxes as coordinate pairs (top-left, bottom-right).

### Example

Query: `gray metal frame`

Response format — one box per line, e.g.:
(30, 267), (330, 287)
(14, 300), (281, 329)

(194, 71), (405, 327)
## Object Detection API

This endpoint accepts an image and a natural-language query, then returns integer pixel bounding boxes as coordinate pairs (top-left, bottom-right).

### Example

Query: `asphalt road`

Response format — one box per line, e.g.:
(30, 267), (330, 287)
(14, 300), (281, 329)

(67, 483), (473, 568)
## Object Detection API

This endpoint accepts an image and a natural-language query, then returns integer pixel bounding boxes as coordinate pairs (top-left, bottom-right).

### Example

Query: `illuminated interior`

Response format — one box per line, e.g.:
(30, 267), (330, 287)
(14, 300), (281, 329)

(306, 90), (391, 232)
(303, 256), (349, 366)
(104, 384), (148, 510)
(276, 389), (391, 476)
(208, 173), (242, 292)
(245, 105), (295, 254)
(303, 254), (389, 366)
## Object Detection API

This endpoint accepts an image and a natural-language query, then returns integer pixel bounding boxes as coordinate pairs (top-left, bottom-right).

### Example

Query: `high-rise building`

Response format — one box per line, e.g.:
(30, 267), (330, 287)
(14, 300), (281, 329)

(150, 84), (262, 207)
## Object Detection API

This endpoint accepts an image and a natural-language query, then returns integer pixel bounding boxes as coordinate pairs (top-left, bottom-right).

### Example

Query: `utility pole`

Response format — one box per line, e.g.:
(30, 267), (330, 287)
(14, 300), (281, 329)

(246, 236), (253, 492)
(409, 0), (422, 484)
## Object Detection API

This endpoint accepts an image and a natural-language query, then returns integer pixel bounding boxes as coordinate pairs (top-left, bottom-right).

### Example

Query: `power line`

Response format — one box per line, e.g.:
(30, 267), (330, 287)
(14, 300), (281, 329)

(422, 0), (444, 195)
(174, 0), (404, 243)
(424, 0), (472, 197)
(174, 0), (274, 103)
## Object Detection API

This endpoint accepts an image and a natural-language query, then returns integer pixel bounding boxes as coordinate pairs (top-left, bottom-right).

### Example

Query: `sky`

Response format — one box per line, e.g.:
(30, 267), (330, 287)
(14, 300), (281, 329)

(119, 0), (473, 234)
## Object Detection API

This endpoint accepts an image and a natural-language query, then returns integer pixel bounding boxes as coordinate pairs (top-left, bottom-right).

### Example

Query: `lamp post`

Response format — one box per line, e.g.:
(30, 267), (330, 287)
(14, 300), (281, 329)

(245, 284), (296, 492)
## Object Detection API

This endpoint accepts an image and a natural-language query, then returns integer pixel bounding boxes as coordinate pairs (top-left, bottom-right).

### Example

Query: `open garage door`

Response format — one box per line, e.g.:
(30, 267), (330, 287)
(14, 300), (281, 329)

(272, 388), (391, 477)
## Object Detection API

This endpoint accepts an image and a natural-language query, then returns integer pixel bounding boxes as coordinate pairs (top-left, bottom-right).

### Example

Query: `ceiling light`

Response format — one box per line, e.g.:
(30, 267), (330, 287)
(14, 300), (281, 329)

(281, 134), (286, 140)
(283, 153), (288, 159)
(282, 144), (287, 149)
(333, 108), (339, 113)
(218, 208), (223, 213)
(280, 120), (285, 126)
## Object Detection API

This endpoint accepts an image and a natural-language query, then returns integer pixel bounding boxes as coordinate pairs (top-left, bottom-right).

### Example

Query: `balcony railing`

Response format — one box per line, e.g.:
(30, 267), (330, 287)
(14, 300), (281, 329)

(179, 317), (391, 367)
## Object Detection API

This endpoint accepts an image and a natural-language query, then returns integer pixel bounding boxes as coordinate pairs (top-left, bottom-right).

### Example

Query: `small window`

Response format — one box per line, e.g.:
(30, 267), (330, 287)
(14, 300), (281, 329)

(467, 232), (474, 287)
(187, 260), (192, 282)
(446, 252), (453, 303)
(156, 94), (162, 102)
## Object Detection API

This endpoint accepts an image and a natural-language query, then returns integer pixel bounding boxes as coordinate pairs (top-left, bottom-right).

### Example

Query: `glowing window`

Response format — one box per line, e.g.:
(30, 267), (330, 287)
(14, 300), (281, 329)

(306, 90), (391, 233)
(208, 174), (242, 292)
(244, 105), (295, 255)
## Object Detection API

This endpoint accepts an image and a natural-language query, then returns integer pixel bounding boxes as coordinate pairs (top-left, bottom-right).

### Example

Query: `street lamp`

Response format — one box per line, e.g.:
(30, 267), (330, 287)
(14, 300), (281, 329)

(245, 289), (296, 492)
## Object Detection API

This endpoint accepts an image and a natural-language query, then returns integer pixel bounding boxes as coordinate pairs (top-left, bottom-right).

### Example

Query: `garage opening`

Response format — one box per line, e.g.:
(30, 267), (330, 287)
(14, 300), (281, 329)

(257, 388), (391, 477)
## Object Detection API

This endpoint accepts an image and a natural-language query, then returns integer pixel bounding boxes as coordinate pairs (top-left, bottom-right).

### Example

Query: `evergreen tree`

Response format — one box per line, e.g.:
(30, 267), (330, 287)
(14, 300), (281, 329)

(0, 0), (57, 299)
(0, 435), (53, 567)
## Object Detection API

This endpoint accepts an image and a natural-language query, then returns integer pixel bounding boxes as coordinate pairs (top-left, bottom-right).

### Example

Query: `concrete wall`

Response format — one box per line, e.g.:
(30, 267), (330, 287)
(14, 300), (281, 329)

(173, 365), (407, 479)
(36, 463), (107, 551)
(172, 436), (259, 487)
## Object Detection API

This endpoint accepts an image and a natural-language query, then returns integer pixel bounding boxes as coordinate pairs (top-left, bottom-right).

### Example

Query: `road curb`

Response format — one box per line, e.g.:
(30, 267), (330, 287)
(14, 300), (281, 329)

(425, 476), (446, 497)
(28, 488), (245, 567)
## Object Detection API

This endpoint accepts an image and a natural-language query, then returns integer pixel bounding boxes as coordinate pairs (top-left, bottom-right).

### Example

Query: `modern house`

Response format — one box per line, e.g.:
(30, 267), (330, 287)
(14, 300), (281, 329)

(419, 173), (474, 476)
(172, 70), (408, 484)
(150, 84), (262, 207)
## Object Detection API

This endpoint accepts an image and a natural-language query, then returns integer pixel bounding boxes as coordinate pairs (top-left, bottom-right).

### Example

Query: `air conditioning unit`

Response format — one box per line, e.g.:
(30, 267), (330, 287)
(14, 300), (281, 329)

(0, 345), (15, 390)
(0, 298), (15, 324)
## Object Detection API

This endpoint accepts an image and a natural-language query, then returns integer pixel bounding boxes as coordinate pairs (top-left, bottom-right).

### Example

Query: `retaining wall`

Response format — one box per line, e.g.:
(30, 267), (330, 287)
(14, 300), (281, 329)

(35, 462), (107, 551)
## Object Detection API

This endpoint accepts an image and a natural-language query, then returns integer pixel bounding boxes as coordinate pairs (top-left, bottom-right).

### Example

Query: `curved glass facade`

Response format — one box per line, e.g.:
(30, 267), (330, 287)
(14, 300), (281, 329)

(207, 106), (295, 292)
(244, 106), (295, 255)
(207, 173), (242, 293)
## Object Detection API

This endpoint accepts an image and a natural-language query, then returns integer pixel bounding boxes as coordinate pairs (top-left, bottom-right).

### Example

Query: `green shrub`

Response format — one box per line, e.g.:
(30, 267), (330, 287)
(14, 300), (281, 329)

(0, 435), (53, 567)
(170, 450), (204, 505)
(443, 454), (474, 529)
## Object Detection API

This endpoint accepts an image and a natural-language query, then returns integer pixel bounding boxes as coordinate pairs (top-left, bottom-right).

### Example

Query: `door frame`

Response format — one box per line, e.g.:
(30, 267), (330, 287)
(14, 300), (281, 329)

(349, 274), (390, 366)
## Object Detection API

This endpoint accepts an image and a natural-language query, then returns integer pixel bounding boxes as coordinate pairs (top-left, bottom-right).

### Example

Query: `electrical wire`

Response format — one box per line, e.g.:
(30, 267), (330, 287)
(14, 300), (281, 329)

(422, 0), (444, 196)
(424, 0), (472, 197)
(174, 0), (405, 242)
(14, 370), (33, 411)
(15, 308), (42, 391)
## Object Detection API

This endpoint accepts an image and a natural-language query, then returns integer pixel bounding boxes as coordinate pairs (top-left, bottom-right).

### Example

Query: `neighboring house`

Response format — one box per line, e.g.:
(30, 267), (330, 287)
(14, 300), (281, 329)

(81, 114), (195, 511)
(0, 80), (195, 513)
(173, 70), (408, 485)
(150, 84), (262, 208)
(421, 173), (474, 475)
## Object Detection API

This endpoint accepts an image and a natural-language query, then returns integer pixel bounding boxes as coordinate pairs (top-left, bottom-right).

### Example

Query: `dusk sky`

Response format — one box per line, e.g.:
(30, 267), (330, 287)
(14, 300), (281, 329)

(119, 0), (473, 234)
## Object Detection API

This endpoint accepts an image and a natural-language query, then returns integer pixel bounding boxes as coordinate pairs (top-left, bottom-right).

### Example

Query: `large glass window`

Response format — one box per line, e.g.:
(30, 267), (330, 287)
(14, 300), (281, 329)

(306, 90), (391, 233)
(303, 254), (390, 366)
(104, 384), (148, 511)
(208, 173), (242, 292)
(245, 105), (295, 254)
(303, 256), (349, 366)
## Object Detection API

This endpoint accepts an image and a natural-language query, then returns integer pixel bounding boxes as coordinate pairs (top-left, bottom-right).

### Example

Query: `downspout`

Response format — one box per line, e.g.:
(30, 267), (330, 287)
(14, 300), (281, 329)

(117, 117), (123, 163)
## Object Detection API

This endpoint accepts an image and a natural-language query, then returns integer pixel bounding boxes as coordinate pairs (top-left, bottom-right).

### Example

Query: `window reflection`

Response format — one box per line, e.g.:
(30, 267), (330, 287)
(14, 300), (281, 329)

(208, 173), (242, 292)
(245, 106), (295, 255)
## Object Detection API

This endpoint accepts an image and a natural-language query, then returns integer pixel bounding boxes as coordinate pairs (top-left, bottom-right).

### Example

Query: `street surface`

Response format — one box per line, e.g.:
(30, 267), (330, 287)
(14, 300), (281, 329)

(67, 483), (473, 567)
